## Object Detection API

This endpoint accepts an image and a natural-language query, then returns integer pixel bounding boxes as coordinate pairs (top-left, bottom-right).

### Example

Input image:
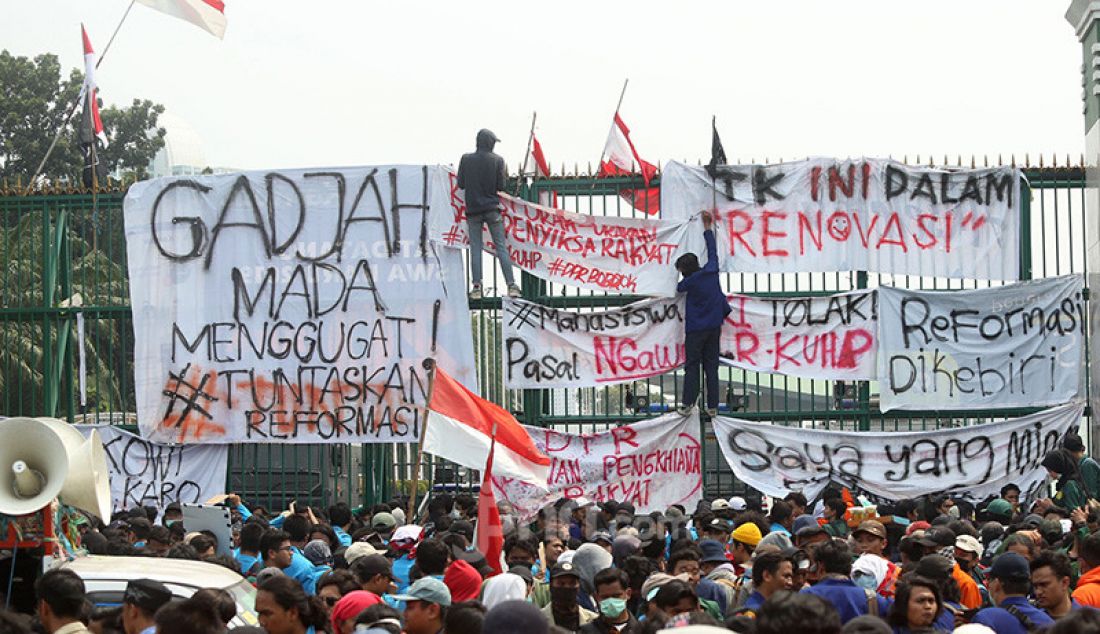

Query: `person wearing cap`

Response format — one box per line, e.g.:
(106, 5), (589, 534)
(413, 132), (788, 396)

(1072, 532), (1100, 608)
(589, 532), (614, 553)
(916, 526), (981, 610)
(121, 579), (173, 634)
(392, 577), (451, 634)
(853, 520), (888, 558)
(702, 517), (733, 543)
(984, 498), (1015, 525)
(351, 555), (400, 609)
(1064, 432), (1100, 500)
(972, 553), (1053, 633)
(456, 128), (520, 300)
(954, 535), (985, 585)
(1030, 550), (1079, 620)
(801, 539), (889, 624)
(698, 539), (738, 615)
(821, 497), (849, 538)
(370, 512), (397, 542)
(793, 515), (829, 550)
(543, 561), (597, 631)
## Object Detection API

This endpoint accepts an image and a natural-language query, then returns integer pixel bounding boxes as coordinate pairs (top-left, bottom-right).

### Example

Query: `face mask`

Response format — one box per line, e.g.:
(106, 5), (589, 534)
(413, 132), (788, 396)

(599, 597), (627, 618)
(550, 586), (578, 608)
(450, 509), (461, 519)
(852, 573), (877, 591)
(947, 506), (960, 518)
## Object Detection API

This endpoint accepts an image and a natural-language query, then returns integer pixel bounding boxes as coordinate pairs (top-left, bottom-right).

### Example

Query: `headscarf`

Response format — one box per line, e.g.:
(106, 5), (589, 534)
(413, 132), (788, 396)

(1042, 449), (1084, 491)
(851, 553), (898, 598)
(444, 559), (484, 602)
(481, 573), (527, 609)
(303, 539), (333, 566)
(571, 543), (613, 596)
(330, 591), (381, 633)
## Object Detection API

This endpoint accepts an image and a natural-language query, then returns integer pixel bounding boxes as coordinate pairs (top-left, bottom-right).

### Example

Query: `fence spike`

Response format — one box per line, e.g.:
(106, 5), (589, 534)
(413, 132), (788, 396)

(944, 154), (949, 166)
(587, 161), (592, 175)
(956, 155), (962, 167)
(997, 154), (1003, 166)
(1035, 154), (1040, 168)
(1011, 154), (1016, 167)
(1082, 154), (1087, 167)
(1067, 153), (1072, 168)
(915, 155), (921, 165)
(970, 155), (976, 168)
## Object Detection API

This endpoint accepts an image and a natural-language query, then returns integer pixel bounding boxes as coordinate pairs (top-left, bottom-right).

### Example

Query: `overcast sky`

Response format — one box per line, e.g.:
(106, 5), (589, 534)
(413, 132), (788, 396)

(5, 1), (1089, 172)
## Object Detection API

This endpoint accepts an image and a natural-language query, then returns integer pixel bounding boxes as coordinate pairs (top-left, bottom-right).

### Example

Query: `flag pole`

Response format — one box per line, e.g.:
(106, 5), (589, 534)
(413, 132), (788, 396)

(407, 358), (438, 523)
(515, 111), (537, 195)
(472, 422), (499, 550)
(595, 79), (629, 187)
(711, 115), (718, 214)
(24, 2), (137, 193)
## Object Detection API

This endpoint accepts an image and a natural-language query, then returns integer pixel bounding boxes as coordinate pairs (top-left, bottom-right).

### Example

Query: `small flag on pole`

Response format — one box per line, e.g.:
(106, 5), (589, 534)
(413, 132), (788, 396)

(81, 25), (107, 146)
(599, 112), (660, 215)
(136, 0), (227, 39)
(476, 428), (505, 577)
(707, 117), (727, 178)
(526, 135), (551, 178)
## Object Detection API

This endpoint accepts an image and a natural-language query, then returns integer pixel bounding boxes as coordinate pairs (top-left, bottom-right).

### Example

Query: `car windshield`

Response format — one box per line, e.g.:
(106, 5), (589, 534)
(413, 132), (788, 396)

(226, 578), (260, 627)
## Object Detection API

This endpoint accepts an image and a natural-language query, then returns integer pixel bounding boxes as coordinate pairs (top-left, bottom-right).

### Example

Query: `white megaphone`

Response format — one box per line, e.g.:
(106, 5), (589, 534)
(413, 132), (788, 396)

(0, 418), (70, 516)
(36, 418), (112, 523)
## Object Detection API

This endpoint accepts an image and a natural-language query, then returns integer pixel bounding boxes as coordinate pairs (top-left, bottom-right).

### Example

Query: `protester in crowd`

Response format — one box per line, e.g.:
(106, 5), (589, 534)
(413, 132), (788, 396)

(572, 543), (614, 611)
(971, 553), (1054, 633)
(483, 599), (549, 634)
(1064, 432), (1100, 500)
(457, 128), (519, 300)
(674, 210), (730, 417)
(739, 551), (794, 616)
(353, 604), (403, 634)
(1030, 550), (1078, 620)
(152, 596), (224, 634)
(652, 580), (700, 620)
(1073, 531), (1100, 608)
(316, 569), (361, 615)
(767, 501), (794, 536)
(578, 568), (638, 634)
(821, 497), (850, 538)
(481, 572), (529, 609)
(886, 577), (942, 634)
(330, 590), (381, 634)
(35, 569), (89, 634)
(255, 575), (328, 634)
(802, 540), (890, 624)
(190, 588), (237, 627)
(755, 591), (842, 634)
(120, 578), (171, 634)
(443, 558), (483, 603)
(443, 600), (486, 634)
(393, 577), (451, 634)
(1042, 448), (1090, 512)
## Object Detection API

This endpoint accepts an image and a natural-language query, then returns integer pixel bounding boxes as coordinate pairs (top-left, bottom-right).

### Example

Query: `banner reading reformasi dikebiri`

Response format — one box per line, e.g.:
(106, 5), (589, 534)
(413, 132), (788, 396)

(877, 274), (1085, 411)
(124, 166), (477, 444)
(712, 402), (1083, 502)
(491, 412), (703, 521)
(502, 289), (877, 389)
(432, 170), (702, 297)
(661, 159), (1022, 280)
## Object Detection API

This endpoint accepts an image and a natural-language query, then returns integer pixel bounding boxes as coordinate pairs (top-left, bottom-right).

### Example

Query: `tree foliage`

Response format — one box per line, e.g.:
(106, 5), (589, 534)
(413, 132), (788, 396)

(0, 50), (166, 186)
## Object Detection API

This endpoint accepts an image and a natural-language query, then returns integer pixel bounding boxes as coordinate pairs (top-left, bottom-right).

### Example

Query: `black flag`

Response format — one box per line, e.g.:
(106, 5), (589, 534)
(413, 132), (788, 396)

(706, 118), (727, 178)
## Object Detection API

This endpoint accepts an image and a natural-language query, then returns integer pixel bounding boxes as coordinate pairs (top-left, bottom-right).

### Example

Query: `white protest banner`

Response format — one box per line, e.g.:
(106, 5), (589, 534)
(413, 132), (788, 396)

(502, 289), (877, 389)
(721, 289), (878, 380)
(877, 275), (1085, 411)
(491, 412), (703, 521)
(76, 425), (227, 514)
(433, 170), (702, 296)
(503, 296), (685, 388)
(124, 166), (477, 444)
(712, 402), (1083, 502)
(661, 160), (1021, 280)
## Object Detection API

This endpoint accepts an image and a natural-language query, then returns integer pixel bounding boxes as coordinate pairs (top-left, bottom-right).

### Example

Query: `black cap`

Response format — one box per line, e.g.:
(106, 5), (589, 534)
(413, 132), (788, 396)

(509, 565), (534, 585)
(989, 552), (1031, 582)
(549, 562), (580, 580)
(916, 526), (956, 548)
(352, 554), (393, 581)
(124, 579), (173, 613)
(616, 502), (636, 515)
(915, 554), (953, 580)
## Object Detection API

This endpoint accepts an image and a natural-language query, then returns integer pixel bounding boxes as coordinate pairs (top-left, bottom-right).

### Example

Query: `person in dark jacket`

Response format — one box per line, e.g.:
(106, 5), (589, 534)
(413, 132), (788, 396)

(456, 128), (519, 300)
(674, 211), (730, 416)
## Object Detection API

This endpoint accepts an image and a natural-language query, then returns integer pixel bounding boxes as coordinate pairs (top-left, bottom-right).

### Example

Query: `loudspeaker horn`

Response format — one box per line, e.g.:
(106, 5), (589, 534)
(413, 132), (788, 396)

(36, 418), (112, 522)
(0, 418), (69, 516)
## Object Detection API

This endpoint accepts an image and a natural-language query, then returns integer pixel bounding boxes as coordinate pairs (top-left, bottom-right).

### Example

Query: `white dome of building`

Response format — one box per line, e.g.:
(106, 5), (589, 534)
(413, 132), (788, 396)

(148, 112), (209, 177)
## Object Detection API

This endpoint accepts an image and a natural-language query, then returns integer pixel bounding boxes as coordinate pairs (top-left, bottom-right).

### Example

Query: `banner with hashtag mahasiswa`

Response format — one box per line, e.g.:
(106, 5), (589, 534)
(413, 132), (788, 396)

(123, 166), (477, 444)
(432, 170), (704, 297)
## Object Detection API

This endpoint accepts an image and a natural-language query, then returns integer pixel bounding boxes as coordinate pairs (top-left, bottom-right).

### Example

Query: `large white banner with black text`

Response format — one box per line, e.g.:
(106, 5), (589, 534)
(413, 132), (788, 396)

(712, 402), (1083, 502)
(877, 275), (1085, 411)
(661, 160), (1021, 280)
(491, 412), (703, 521)
(124, 166), (477, 444)
(76, 426), (228, 514)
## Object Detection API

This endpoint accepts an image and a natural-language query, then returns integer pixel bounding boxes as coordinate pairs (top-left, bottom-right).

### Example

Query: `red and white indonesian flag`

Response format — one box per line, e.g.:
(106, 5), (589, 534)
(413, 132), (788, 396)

(81, 25), (107, 146)
(424, 368), (550, 486)
(526, 135), (551, 178)
(599, 113), (657, 185)
(136, 0), (227, 39)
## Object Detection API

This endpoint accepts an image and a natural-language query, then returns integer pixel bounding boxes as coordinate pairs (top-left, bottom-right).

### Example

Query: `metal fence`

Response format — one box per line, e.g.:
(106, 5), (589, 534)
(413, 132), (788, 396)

(0, 160), (1090, 508)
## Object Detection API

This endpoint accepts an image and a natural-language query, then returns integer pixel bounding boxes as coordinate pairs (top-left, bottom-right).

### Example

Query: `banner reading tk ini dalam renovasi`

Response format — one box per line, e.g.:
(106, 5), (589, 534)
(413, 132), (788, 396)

(877, 274), (1085, 411)
(492, 412), (703, 521)
(713, 402), (1083, 502)
(124, 165), (477, 444)
(433, 170), (702, 297)
(660, 159), (1021, 280)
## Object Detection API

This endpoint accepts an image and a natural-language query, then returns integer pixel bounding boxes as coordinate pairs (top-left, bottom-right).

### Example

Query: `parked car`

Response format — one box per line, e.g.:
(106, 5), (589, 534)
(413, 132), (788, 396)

(56, 555), (259, 628)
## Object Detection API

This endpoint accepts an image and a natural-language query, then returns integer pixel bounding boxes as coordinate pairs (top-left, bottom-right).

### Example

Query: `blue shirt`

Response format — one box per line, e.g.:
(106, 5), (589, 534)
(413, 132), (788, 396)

(971, 596), (1054, 634)
(236, 552), (261, 576)
(286, 546), (318, 594)
(392, 554), (415, 594)
(742, 591), (766, 613)
(697, 578), (727, 614)
(768, 523), (791, 536)
(677, 229), (731, 332)
(334, 526), (352, 547)
(802, 578), (890, 624)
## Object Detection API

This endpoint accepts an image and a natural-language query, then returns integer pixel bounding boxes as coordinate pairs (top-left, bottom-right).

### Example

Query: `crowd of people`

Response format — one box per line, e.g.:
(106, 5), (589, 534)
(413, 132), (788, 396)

(13, 435), (1100, 633)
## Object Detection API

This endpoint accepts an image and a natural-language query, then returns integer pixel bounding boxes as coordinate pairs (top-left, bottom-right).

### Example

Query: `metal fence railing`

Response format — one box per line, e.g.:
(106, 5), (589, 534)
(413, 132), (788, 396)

(0, 160), (1091, 506)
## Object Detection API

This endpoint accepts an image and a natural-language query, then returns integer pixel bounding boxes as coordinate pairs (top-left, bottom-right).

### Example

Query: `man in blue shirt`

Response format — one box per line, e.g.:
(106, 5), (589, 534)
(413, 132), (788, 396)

(801, 540), (890, 624)
(972, 553), (1054, 633)
(740, 551), (793, 616)
(675, 211), (731, 417)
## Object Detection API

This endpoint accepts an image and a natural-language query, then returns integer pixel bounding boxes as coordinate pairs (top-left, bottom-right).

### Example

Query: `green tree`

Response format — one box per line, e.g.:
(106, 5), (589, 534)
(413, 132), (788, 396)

(0, 50), (166, 186)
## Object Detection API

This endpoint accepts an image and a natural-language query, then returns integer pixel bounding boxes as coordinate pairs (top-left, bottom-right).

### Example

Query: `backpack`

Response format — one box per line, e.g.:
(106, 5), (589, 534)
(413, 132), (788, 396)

(1002, 604), (1041, 633)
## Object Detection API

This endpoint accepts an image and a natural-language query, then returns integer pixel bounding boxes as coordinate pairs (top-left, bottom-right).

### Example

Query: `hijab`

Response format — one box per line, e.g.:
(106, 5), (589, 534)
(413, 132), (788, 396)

(481, 573), (528, 610)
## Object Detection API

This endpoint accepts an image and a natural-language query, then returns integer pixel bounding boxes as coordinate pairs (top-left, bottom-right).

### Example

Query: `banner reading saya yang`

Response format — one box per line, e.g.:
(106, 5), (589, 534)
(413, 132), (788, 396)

(712, 402), (1083, 502)
(877, 275), (1085, 411)
(491, 412), (703, 521)
(124, 166), (477, 444)
(660, 160), (1021, 280)
(502, 289), (877, 389)
(432, 170), (702, 297)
